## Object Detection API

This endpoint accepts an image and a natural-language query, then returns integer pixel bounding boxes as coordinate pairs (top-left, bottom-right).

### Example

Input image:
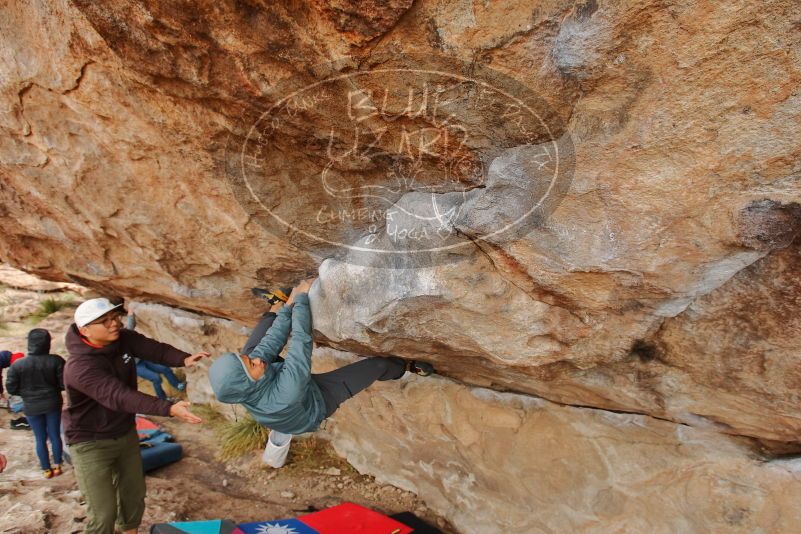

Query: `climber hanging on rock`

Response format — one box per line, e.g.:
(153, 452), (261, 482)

(208, 277), (434, 466)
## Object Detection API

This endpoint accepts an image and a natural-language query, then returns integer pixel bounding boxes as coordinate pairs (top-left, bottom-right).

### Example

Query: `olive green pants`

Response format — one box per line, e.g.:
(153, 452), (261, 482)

(70, 428), (146, 533)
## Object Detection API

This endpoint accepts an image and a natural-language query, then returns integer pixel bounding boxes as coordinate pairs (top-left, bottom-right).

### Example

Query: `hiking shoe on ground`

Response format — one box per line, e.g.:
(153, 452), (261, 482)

(10, 417), (30, 430)
(52, 465), (63, 477)
(251, 287), (292, 305)
(407, 360), (434, 377)
(43, 469), (54, 479)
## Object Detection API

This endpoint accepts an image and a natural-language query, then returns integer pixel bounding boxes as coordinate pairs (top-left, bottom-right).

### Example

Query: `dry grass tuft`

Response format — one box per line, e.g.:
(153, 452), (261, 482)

(200, 405), (356, 474)
(284, 435), (357, 475)
(218, 413), (270, 461)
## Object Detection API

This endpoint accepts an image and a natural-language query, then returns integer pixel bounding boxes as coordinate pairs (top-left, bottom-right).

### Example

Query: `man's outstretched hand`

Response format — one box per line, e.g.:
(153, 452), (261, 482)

(169, 401), (202, 424)
(184, 351), (210, 367)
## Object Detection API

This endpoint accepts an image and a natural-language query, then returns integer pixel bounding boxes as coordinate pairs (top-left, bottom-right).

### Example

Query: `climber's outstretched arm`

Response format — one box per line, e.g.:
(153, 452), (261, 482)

(261, 279), (316, 404)
(266, 290), (314, 406)
(249, 305), (293, 364)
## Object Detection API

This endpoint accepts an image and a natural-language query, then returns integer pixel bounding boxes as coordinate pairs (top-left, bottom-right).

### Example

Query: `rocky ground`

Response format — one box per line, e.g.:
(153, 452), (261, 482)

(0, 269), (454, 534)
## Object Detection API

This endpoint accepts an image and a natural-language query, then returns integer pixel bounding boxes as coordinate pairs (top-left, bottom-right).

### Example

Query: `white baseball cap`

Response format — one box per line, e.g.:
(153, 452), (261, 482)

(74, 298), (123, 328)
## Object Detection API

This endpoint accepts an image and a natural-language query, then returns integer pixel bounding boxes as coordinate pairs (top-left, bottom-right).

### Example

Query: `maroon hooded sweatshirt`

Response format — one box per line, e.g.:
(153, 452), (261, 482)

(62, 324), (189, 445)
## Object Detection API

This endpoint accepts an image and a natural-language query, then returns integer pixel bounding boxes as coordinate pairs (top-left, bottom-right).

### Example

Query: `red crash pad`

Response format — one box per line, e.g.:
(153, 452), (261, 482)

(299, 502), (412, 534)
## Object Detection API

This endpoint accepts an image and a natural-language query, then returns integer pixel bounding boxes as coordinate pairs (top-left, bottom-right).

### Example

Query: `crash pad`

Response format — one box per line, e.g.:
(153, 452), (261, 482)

(237, 518), (319, 534)
(150, 519), (244, 534)
(299, 502), (412, 534)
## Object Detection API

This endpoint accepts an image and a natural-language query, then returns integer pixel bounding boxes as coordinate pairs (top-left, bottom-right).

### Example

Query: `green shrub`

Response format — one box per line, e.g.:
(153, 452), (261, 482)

(27, 296), (73, 323)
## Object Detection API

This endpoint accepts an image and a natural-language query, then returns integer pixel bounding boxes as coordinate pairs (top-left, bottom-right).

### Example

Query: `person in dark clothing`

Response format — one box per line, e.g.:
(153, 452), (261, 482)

(1, 351), (25, 393)
(3, 351), (26, 413)
(5, 329), (65, 478)
(0, 350), (12, 405)
(4, 351), (27, 417)
(64, 297), (209, 534)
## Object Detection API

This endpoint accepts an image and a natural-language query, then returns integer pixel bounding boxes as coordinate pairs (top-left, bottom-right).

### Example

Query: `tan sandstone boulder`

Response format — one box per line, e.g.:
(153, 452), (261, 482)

(1, 0), (800, 530)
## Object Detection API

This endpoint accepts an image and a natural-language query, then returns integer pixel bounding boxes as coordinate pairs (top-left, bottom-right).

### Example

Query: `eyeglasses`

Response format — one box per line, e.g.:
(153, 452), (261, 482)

(87, 312), (124, 328)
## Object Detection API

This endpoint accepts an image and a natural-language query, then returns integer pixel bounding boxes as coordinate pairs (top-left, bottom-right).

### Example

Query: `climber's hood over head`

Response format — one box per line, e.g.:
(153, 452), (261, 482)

(209, 351), (263, 404)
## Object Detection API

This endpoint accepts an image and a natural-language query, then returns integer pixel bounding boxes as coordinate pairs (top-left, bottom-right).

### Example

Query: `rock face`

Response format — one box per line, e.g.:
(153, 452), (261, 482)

(0, 264), (85, 293)
(2, 0), (801, 530)
(311, 231), (801, 449)
(317, 350), (801, 534)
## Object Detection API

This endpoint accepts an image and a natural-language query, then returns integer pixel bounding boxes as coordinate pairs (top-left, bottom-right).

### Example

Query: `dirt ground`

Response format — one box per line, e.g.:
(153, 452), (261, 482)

(0, 271), (456, 533)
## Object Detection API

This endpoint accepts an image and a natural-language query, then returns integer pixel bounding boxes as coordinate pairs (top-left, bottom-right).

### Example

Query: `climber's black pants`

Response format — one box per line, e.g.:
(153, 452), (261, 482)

(312, 357), (406, 418)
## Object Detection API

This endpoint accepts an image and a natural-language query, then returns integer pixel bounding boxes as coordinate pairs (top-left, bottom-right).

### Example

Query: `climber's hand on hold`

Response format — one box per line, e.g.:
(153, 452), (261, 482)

(296, 278), (315, 294)
(169, 401), (202, 424)
(286, 277), (317, 305)
(184, 351), (210, 367)
(287, 280), (311, 305)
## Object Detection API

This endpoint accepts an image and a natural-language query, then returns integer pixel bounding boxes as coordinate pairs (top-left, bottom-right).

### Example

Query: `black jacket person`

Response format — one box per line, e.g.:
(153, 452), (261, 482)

(6, 328), (65, 476)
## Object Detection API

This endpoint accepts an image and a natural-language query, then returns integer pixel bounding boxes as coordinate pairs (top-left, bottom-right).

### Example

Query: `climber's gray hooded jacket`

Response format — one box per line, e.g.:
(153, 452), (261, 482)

(208, 293), (326, 435)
